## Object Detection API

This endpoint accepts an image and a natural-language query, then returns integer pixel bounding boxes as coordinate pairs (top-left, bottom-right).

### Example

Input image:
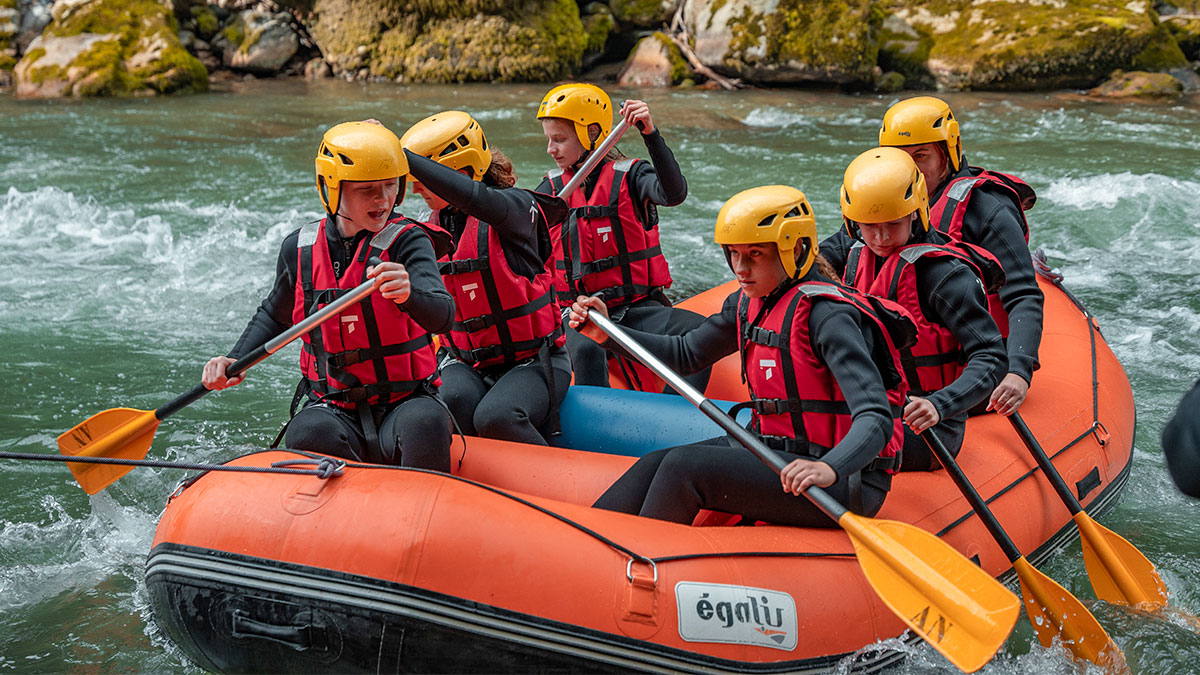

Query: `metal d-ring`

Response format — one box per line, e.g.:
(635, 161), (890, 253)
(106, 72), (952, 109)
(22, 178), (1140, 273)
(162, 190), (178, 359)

(626, 557), (658, 584)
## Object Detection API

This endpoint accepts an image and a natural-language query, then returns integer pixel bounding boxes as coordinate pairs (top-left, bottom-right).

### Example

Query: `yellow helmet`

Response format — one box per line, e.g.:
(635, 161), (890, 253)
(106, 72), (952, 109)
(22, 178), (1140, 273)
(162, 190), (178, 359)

(840, 147), (931, 238)
(713, 185), (818, 279)
(878, 96), (963, 171)
(315, 121), (407, 215)
(400, 111), (493, 182)
(537, 83), (613, 152)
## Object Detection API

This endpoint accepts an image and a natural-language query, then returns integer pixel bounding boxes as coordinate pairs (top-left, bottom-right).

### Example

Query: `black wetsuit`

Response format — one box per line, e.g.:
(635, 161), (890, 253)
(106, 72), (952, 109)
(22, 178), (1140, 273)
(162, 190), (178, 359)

(822, 161), (1043, 401)
(227, 215), (454, 470)
(821, 231), (1007, 470)
(1163, 377), (1200, 499)
(591, 270), (895, 527)
(534, 129), (710, 393)
(406, 151), (572, 446)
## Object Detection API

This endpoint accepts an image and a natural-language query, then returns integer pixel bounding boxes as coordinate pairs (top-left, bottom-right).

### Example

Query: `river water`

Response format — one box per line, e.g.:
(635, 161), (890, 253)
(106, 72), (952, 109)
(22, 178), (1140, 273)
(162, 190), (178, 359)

(1, 80), (1199, 673)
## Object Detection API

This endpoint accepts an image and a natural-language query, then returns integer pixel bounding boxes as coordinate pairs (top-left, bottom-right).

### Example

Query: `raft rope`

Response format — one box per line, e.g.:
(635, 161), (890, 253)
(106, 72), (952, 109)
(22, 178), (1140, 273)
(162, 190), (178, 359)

(936, 250), (1109, 537)
(172, 448), (857, 567)
(0, 450), (345, 479)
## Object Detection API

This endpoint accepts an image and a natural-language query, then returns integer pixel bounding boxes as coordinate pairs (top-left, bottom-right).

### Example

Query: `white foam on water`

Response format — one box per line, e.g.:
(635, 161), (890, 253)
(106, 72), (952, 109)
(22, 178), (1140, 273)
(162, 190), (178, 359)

(472, 109), (520, 121)
(741, 107), (811, 128)
(0, 493), (156, 613)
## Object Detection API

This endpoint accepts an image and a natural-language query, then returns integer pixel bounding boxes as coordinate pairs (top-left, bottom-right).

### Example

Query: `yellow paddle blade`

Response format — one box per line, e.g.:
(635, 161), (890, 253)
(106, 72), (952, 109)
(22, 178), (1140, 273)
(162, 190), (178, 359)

(1013, 557), (1127, 670)
(57, 407), (160, 494)
(1075, 513), (1169, 608)
(840, 512), (1020, 673)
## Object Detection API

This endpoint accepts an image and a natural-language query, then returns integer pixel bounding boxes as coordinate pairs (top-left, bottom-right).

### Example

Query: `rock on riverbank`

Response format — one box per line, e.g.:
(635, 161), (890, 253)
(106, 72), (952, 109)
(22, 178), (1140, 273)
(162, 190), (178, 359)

(2, 0), (1197, 98)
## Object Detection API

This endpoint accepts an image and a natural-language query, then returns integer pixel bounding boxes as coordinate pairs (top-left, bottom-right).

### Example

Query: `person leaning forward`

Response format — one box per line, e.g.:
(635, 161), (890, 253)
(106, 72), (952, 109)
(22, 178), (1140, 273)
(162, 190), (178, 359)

(834, 147), (1007, 472)
(202, 121), (454, 470)
(400, 110), (572, 446)
(570, 186), (914, 526)
(822, 96), (1042, 416)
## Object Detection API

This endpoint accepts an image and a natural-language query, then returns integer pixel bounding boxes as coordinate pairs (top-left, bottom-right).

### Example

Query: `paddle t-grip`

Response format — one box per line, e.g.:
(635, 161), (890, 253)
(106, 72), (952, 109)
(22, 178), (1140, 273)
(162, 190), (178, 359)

(618, 100), (646, 132)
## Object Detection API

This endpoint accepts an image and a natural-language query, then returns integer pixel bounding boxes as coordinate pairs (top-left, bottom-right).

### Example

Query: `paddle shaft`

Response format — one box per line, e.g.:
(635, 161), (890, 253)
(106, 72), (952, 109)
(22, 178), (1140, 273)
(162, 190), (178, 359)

(155, 256), (384, 421)
(557, 117), (633, 199)
(587, 311), (847, 520)
(1009, 412), (1085, 515)
(918, 425), (1024, 563)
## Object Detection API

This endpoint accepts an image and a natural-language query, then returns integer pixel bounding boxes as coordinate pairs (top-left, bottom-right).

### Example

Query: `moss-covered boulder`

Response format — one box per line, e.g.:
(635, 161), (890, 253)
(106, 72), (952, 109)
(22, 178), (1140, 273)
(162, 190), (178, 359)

(309, 0), (585, 83)
(1088, 69), (1184, 96)
(682, 0), (881, 86)
(13, 0), (207, 98)
(879, 0), (1189, 91)
(618, 31), (689, 86)
(581, 2), (615, 56)
(1163, 13), (1200, 60)
(611, 0), (680, 28)
(210, 10), (299, 73)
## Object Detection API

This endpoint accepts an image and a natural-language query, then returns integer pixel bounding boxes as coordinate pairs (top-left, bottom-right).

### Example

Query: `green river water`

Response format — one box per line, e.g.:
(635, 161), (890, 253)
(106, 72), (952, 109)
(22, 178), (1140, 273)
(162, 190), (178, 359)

(1, 80), (1200, 673)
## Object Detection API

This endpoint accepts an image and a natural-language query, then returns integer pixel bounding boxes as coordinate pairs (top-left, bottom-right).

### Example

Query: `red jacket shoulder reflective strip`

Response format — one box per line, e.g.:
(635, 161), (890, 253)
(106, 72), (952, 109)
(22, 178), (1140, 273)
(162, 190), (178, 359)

(546, 159), (672, 309)
(845, 242), (985, 395)
(292, 217), (438, 408)
(931, 169), (1035, 338)
(438, 211), (564, 369)
(736, 281), (907, 473)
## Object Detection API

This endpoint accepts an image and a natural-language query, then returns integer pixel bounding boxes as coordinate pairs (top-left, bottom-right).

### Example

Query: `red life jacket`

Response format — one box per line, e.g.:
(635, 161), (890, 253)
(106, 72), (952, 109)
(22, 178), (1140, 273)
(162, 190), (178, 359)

(437, 211), (564, 369)
(736, 281), (912, 473)
(930, 168), (1036, 337)
(546, 158), (672, 309)
(843, 241), (1002, 395)
(292, 217), (439, 408)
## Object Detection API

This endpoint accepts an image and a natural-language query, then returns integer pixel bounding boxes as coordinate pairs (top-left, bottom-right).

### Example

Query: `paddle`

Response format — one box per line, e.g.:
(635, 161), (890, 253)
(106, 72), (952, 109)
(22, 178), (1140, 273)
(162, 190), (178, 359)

(558, 116), (633, 198)
(57, 257), (385, 495)
(916, 419), (1125, 668)
(1009, 412), (1168, 608)
(583, 310), (1019, 673)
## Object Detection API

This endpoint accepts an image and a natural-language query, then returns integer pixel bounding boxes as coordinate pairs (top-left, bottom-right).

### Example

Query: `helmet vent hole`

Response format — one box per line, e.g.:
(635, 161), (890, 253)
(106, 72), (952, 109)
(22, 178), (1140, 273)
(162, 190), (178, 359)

(457, 134), (469, 147)
(785, 207), (801, 218)
(933, 117), (944, 128)
(800, 202), (810, 215)
(337, 153), (354, 166)
(439, 142), (457, 157)
(756, 215), (775, 228)
(321, 145), (334, 158)
(556, 94), (565, 102)
(480, 134), (488, 151)
(904, 183), (914, 200)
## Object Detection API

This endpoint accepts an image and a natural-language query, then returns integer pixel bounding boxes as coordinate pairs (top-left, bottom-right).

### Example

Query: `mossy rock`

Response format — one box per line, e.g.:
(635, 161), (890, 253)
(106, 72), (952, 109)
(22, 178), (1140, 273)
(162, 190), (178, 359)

(1088, 69), (1184, 96)
(1164, 15), (1200, 60)
(582, 6), (616, 55)
(684, 0), (881, 86)
(611, 0), (680, 28)
(312, 0), (585, 83)
(14, 0), (206, 97)
(879, 0), (1188, 91)
(190, 5), (220, 41)
(1, 0), (17, 59)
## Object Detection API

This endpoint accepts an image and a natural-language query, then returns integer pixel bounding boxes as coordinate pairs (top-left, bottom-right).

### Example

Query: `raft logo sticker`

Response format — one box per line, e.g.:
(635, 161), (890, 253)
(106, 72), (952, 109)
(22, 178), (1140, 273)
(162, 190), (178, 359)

(463, 282), (479, 301)
(676, 582), (797, 651)
(759, 358), (776, 380)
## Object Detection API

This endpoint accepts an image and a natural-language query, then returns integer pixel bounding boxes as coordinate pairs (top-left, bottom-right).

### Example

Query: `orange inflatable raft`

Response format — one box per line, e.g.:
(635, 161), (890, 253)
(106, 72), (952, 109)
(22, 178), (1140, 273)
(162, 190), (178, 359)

(146, 271), (1134, 673)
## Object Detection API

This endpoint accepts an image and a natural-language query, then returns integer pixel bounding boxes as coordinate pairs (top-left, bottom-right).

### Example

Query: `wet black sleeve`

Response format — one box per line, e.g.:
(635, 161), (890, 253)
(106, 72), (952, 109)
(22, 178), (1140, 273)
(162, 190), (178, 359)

(1163, 377), (1200, 499)
(389, 225), (455, 334)
(600, 291), (740, 375)
(808, 301), (894, 480)
(630, 129), (687, 207)
(919, 258), (1007, 420)
(405, 150), (568, 243)
(818, 229), (855, 278)
(533, 175), (553, 195)
(960, 188), (1044, 383)
(227, 230), (299, 359)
